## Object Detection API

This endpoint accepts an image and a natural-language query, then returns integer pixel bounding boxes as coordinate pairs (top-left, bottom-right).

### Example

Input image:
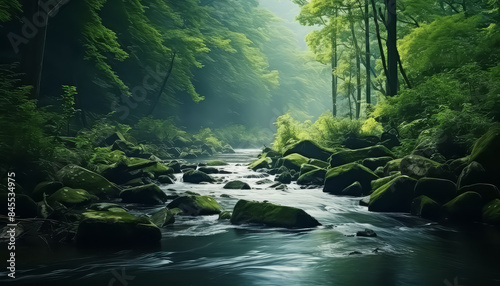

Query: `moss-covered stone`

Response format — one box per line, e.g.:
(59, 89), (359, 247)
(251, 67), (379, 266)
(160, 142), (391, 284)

(120, 184), (168, 205)
(218, 211), (232, 220)
(111, 140), (143, 157)
(469, 124), (500, 186)
(324, 163), (378, 195)
(76, 210), (161, 247)
(458, 183), (500, 204)
(411, 195), (440, 220)
(249, 157), (271, 171)
(362, 156), (394, 171)
(275, 171), (292, 184)
(283, 140), (332, 161)
(370, 173), (401, 193)
(368, 175), (417, 213)
(167, 195), (221, 215)
(383, 159), (403, 176)
(48, 187), (98, 208)
(280, 153), (310, 171)
(88, 203), (126, 212)
(341, 181), (363, 197)
(32, 181), (64, 201)
(441, 191), (483, 222)
(150, 207), (175, 227)
(330, 145), (394, 167)
(0, 193), (37, 218)
(198, 167), (219, 174)
(307, 159), (329, 169)
(414, 177), (457, 205)
(125, 178), (146, 187)
(223, 180), (251, 190)
(206, 160), (229, 166)
(230, 199), (321, 228)
(297, 169), (327, 186)
(482, 199), (500, 226)
(182, 170), (215, 184)
(457, 161), (489, 189)
(299, 164), (322, 176)
(91, 149), (127, 166)
(57, 165), (120, 198)
(400, 155), (448, 179)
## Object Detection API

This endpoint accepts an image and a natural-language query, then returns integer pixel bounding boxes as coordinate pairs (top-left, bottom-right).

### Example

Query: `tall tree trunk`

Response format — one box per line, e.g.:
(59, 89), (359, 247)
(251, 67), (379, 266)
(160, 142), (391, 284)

(147, 52), (176, 116)
(371, 0), (388, 82)
(365, 0), (371, 105)
(348, 68), (353, 120)
(386, 0), (398, 97)
(331, 10), (338, 117)
(350, 8), (362, 119)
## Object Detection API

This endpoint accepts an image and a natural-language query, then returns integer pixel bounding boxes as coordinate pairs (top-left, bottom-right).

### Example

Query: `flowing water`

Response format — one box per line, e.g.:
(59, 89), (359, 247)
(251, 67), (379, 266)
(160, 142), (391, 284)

(2, 149), (500, 286)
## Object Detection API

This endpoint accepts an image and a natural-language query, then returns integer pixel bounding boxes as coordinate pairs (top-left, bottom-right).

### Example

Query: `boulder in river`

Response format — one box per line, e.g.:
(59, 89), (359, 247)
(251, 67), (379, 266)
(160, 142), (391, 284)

(57, 165), (120, 198)
(329, 145), (394, 167)
(198, 167), (219, 174)
(218, 211), (232, 220)
(76, 210), (161, 247)
(356, 229), (377, 237)
(167, 195), (222, 215)
(224, 180), (251, 190)
(150, 207), (176, 227)
(299, 164), (322, 176)
(283, 140), (332, 161)
(275, 171), (292, 184)
(414, 177), (457, 205)
(323, 163), (378, 195)
(279, 153), (309, 171)
(411, 195), (440, 220)
(469, 124), (500, 187)
(362, 157), (394, 171)
(307, 159), (329, 169)
(230, 199), (321, 228)
(383, 159), (403, 176)
(120, 184), (168, 205)
(368, 175), (417, 213)
(297, 169), (326, 186)
(370, 173), (400, 193)
(441, 191), (483, 222)
(182, 170), (215, 184)
(458, 183), (500, 204)
(400, 155), (450, 180)
(457, 161), (489, 189)
(48, 187), (98, 208)
(341, 181), (363, 197)
(249, 157), (271, 171)
(482, 199), (500, 226)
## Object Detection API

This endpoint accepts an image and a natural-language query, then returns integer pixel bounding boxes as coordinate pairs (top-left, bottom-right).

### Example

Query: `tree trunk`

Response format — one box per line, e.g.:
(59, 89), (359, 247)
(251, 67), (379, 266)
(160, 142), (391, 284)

(371, 0), (388, 82)
(348, 69), (353, 120)
(147, 52), (176, 116)
(365, 0), (371, 105)
(331, 11), (338, 117)
(350, 8), (362, 119)
(386, 0), (398, 97)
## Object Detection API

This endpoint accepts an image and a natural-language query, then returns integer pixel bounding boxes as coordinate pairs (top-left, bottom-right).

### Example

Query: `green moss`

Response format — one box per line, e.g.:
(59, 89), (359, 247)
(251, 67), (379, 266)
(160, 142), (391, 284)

(281, 153), (309, 171)
(297, 169), (326, 186)
(48, 187), (97, 207)
(206, 160), (229, 166)
(167, 195), (221, 215)
(299, 164), (322, 176)
(57, 165), (120, 198)
(441, 191), (483, 221)
(223, 180), (251, 190)
(249, 157), (271, 170)
(368, 175), (417, 212)
(324, 163), (378, 195)
(482, 199), (500, 225)
(330, 146), (394, 167)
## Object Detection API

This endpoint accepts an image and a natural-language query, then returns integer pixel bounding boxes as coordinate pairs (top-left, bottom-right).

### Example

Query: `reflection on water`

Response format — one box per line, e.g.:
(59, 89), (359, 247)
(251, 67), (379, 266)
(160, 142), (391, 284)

(2, 149), (500, 286)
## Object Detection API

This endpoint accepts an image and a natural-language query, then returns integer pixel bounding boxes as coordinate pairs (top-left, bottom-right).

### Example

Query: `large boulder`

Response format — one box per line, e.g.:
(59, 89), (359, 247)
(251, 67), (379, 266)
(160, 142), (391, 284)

(457, 161), (489, 189)
(362, 157), (394, 171)
(101, 158), (173, 184)
(343, 135), (380, 150)
(323, 163), (378, 195)
(368, 175), (417, 213)
(167, 195), (221, 215)
(182, 170), (215, 184)
(411, 195), (440, 220)
(341, 181), (363, 197)
(120, 184), (168, 205)
(329, 145), (394, 167)
(206, 160), (229, 166)
(458, 184), (500, 204)
(111, 140), (143, 157)
(482, 199), (500, 226)
(399, 155), (449, 180)
(149, 207), (175, 227)
(224, 180), (251, 190)
(414, 178), (457, 205)
(249, 157), (271, 171)
(299, 164), (322, 176)
(230, 200), (321, 228)
(370, 173), (401, 193)
(441, 191), (483, 222)
(56, 165), (120, 198)
(48, 187), (98, 208)
(469, 125), (500, 187)
(275, 171), (292, 184)
(280, 153), (309, 171)
(383, 159), (403, 176)
(76, 210), (161, 247)
(297, 169), (327, 186)
(283, 140), (332, 161)
(307, 159), (329, 169)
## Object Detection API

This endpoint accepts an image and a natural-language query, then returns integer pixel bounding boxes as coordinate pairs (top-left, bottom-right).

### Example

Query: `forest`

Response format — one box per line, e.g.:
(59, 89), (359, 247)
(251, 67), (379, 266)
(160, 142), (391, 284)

(1, 0), (500, 285)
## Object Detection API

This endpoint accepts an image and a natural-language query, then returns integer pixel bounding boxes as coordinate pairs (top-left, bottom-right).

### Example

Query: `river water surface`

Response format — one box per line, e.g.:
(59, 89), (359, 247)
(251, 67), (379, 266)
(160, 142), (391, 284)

(3, 149), (500, 285)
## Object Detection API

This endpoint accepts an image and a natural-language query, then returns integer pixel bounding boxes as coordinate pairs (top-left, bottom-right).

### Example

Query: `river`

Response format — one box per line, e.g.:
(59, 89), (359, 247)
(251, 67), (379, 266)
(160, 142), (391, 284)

(2, 149), (500, 285)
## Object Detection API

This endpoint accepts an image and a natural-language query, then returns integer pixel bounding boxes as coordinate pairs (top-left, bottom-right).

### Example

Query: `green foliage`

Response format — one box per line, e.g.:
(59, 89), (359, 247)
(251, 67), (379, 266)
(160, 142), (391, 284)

(0, 0), (22, 23)
(193, 128), (223, 150)
(59, 85), (78, 135)
(132, 117), (183, 144)
(213, 125), (274, 148)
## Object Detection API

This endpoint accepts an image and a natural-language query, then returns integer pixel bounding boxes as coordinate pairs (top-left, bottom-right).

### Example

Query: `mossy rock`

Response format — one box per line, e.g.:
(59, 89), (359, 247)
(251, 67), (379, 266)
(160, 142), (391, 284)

(297, 169), (327, 186)
(76, 210), (161, 247)
(341, 181), (363, 197)
(249, 157), (271, 171)
(299, 164), (322, 176)
(120, 184), (168, 205)
(458, 183), (500, 204)
(111, 140), (143, 157)
(329, 145), (394, 167)
(368, 175), (417, 213)
(198, 167), (219, 174)
(0, 193), (37, 218)
(182, 170), (215, 184)
(32, 181), (64, 201)
(362, 157), (394, 171)
(230, 199), (321, 228)
(280, 153), (309, 171)
(307, 159), (329, 169)
(482, 199), (500, 226)
(206, 160), (229, 166)
(469, 124), (500, 186)
(57, 165), (120, 198)
(370, 173), (401, 193)
(283, 140), (332, 161)
(88, 203), (126, 212)
(411, 195), (440, 220)
(150, 207), (175, 227)
(399, 155), (447, 180)
(441, 191), (483, 222)
(218, 211), (232, 220)
(90, 149), (127, 166)
(383, 159), (403, 176)
(275, 171), (292, 184)
(324, 163), (378, 195)
(414, 177), (457, 205)
(167, 195), (221, 216)
(223, 180), (251, 190)
(48, 187), (98, 208)
(457, 161), (489, 189)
